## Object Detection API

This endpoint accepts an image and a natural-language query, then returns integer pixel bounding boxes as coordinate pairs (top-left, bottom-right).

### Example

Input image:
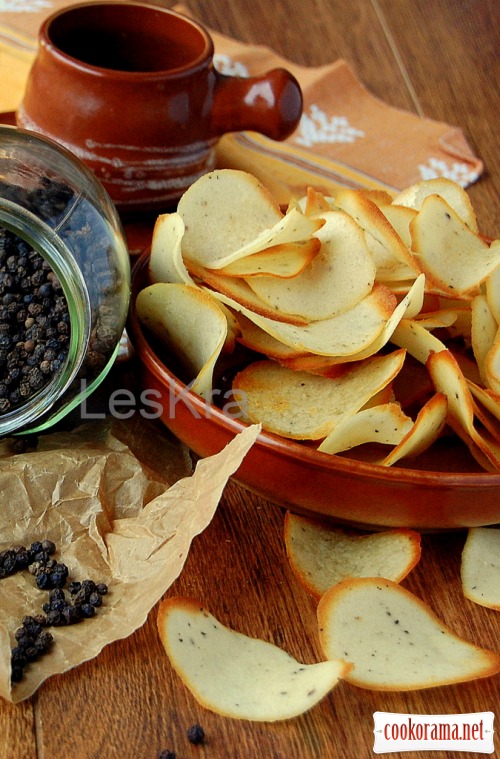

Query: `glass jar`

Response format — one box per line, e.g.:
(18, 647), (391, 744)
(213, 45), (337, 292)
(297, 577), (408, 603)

(0, 125), (130, 435)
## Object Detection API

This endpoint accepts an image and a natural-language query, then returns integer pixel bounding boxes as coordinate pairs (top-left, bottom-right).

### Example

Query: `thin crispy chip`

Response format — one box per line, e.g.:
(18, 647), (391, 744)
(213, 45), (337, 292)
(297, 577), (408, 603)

(485, 254), (500, 322)
(317, 577), (500, 690)
(332, 189), (417, 276)
(210, 206), (323, 267)
(318, 403), (413, 455)
(140, 172), (497, 473)
(278, 275), (425, 373)
(471, 295), (498, 387)
(194, 265), (309, 326)
(216, 238), (320, 278)
(148, 212), (193, 285)
(157, 597), (350, 721)
(410, 196), (500, 296)
(467, 380), (500, 424)
(461, 528), (500, 610)
(284, 513), (421, 599)
(136, 283), (230, 398)
(357, 189), (395, 207)
(211, 283), (397, 357)
(427, 349), (481, 434)
(427, 350), (500, 470)
(248, 210), (376, 320)
(312, 271), (424, 365)
(235, 311), (307, 360)
(377, 203), (417, 248)
(413, 309), (459, 330)
(303, 186), (333, 217)
(376, 393), (448, 467)
(485, 329), (500, 394)
(392, 177), (479, 232)
(178, 169), (283, 268)
(232, 351), (405, 440)
(391, 318), (447, 364)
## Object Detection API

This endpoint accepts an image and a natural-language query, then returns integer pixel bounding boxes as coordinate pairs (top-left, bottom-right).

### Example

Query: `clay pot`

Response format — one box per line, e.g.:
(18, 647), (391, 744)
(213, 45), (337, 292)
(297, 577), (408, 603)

(18, 1), (303, 210)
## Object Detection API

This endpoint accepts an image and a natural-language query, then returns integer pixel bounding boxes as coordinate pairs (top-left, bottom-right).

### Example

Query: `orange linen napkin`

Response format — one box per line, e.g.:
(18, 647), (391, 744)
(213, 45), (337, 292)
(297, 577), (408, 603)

(0, 1), (483, 203)
(204, 28), (483, 201)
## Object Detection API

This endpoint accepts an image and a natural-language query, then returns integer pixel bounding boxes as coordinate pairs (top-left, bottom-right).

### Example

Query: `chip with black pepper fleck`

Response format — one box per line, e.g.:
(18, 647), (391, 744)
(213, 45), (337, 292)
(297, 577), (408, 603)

(157, 596), (349, 721)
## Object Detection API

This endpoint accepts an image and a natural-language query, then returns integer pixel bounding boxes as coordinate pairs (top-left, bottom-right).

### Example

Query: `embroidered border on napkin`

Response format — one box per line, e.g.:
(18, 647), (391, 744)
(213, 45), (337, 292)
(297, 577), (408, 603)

(203, 25), (483, 201)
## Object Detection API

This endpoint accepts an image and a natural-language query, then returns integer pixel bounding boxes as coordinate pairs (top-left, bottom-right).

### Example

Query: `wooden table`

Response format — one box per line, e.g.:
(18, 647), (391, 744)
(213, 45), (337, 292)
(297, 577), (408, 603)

(1, 0), (499, 757)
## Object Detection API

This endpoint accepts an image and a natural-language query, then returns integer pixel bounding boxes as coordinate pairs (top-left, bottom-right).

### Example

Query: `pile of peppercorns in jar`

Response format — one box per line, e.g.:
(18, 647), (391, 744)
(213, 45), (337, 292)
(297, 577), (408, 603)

(0, 539), (108, 684)
(0, 230), (70, 415)
(0, 171), (128, 429)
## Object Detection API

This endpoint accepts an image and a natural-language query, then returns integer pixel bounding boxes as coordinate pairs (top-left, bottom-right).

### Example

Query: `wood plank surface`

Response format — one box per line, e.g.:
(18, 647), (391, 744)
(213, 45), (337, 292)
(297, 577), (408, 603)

(373, 0), (500, 235)
(0, 0), (499, 757)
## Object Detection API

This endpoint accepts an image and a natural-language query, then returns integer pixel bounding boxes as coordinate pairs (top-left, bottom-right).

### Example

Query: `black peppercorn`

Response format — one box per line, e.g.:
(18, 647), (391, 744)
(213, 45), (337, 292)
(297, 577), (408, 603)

(187, 724), (205, 745)
(48, 571), (66, 589)
(11, 665), (24, 683)
(48, 588), (65, 603)
(35, 572), (53, 590)
(78, 603), (95, 619)
(10, 648), (27, 668)
(88, 592), (102, 608)
(81, 579), (96, 595)
(10, 613), (54, 681)
(5, 537), (109, 684)
(14, 548), (31, 571)
(24, 645), (39, 662)
(34, 631), (53, 652)
(0, 226), (71, 415)
(61, 605), (80, 625)
(45, 610), (63, 627)
(41, 540), (56, 555)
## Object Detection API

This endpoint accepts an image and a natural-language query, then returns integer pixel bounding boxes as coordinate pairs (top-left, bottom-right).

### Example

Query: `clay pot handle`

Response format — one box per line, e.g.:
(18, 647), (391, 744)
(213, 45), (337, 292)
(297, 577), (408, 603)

(211, 68), (303, 141)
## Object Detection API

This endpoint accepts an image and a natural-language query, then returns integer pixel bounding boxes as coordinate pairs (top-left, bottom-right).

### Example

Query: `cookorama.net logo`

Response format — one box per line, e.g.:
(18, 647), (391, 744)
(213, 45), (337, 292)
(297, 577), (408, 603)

(373, 711), (495, 754)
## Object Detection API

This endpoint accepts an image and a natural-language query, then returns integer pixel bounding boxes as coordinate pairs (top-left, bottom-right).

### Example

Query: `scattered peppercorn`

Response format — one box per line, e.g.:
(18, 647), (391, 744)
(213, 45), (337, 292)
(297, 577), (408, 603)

(67, 580), (81, 594)
(10, 615), (53, 683)
(2, 538), (109, 683)
(5, 435), (38, 455)
(41, 540), (56, 555)
(158, 751), (176, 759)
(187, 724), (205, 745)
(78, 603), (95, 619)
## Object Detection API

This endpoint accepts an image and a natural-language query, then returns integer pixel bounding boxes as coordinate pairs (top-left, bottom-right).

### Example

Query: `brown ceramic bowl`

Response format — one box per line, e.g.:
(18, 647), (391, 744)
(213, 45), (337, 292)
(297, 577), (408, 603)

(128, 252), (500, 531)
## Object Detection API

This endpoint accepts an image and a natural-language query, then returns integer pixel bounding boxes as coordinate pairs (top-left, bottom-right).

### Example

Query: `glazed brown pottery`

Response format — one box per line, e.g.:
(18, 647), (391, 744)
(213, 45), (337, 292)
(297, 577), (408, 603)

(17, 1), (303, 210)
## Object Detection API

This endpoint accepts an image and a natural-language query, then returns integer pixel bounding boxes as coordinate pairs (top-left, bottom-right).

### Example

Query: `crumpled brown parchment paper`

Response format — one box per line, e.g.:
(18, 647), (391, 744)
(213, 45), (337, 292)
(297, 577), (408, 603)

(0, 416), (259, 703)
